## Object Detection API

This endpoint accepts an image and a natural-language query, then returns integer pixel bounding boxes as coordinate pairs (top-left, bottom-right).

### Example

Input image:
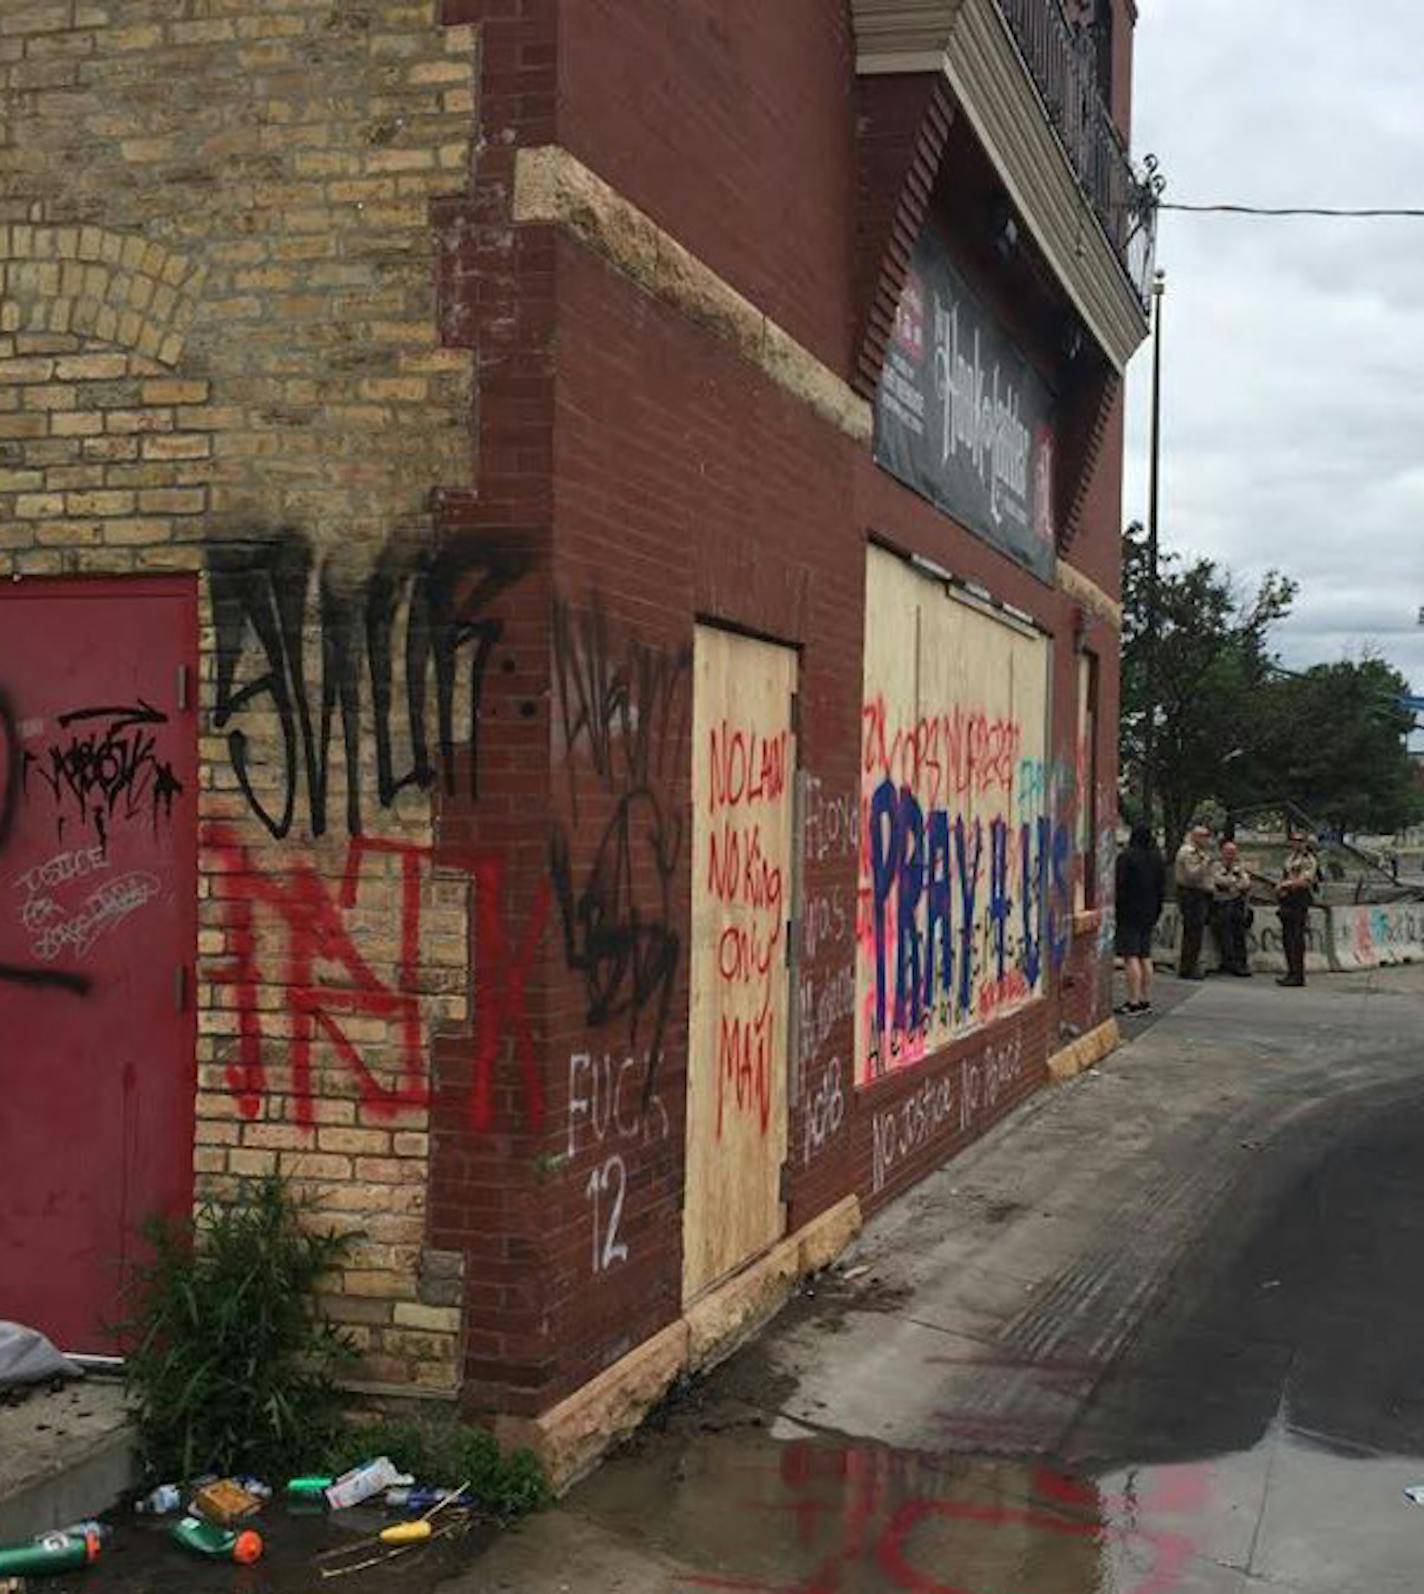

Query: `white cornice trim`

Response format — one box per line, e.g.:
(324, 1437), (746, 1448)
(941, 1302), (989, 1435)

(941, 0), (1146, 371)
(853, 0), (1149, 372)
(856, 48), (947, 73)
(512, 145), (872, 444)
(852, 0), (970, 63)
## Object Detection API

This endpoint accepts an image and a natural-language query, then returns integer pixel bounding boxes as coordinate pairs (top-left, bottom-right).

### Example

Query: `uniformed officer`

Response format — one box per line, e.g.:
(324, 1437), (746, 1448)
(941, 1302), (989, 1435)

(1275, 830), (1319, 987)
(1211, 840), (1252, 976)
(1174, 822), (1215, 980)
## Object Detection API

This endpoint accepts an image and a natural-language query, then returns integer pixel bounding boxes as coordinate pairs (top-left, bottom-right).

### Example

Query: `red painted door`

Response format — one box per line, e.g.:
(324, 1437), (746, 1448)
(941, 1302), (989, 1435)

(0, 577), (197, 1353)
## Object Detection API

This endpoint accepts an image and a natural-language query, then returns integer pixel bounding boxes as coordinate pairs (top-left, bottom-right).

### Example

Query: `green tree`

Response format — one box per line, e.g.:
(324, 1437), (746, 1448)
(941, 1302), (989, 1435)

(1251, 655), (1423, 836)
(1120, 524), (1296, 855)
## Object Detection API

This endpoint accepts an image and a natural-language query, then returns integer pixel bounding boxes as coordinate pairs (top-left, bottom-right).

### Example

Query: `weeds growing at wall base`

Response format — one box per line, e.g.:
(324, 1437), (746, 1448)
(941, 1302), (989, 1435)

(119, 1174), (360, 1481)
(118, 1173), (550, 1517)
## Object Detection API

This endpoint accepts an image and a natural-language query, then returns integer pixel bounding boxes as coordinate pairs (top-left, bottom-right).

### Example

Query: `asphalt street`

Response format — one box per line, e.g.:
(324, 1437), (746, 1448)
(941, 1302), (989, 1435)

(67, 965), (1424, 1592)
(475, 964), (1424, 1593)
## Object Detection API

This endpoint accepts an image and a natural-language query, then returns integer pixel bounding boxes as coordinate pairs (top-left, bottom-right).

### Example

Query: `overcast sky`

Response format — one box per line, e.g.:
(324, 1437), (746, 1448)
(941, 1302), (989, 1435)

(1123, 0), (1423, 730)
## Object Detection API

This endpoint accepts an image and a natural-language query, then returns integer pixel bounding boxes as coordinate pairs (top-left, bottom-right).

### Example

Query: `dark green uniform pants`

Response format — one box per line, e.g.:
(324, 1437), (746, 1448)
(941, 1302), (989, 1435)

(1278, 899), (1309, 983)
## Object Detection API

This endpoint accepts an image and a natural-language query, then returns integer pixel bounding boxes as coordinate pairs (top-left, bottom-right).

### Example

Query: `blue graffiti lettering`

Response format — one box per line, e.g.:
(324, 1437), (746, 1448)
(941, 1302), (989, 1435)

(988, 818), (1011, 982)
(896, 790), (925, 1035)
(924, 808), (953, 1017)
(954, 816), (983, 1015)
(1048, 821), (1071, 970)
(869, 778), (901, 1047)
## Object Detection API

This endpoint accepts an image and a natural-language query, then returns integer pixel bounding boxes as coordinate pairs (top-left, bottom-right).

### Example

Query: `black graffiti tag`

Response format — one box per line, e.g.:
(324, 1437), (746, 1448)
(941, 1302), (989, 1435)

(550, 788), (681, 1096)
(550, 600), (691, 1104)
(206, 530), (532, 839)
(553, 594), (691, 821)
(23, 700), (182, 853)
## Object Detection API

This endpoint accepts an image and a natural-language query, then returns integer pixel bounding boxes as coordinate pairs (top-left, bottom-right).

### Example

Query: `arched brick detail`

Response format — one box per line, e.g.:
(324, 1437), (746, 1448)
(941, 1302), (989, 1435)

(1055, 367), (1120, 556)
(853, 74), (956, 401)
(0, 225), (204, 366)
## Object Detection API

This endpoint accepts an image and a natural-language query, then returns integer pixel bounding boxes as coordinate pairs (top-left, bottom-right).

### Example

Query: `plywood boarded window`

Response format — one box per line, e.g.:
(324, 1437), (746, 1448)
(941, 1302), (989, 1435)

(683, 625), (796, 1303)
(857, 545), (1052, 1086)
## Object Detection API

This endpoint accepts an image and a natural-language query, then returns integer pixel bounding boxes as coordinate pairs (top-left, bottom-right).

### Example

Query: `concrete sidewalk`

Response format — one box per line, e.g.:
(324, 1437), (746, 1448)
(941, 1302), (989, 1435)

(468, 964), (1424, 1592)
(0, 1379), (132, 1543)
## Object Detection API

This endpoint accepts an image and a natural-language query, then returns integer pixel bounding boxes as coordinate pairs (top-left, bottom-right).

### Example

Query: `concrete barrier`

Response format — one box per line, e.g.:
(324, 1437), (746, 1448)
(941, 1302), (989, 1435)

(1328, 903), (1424, 969)
(1152, 900), (1331, 975)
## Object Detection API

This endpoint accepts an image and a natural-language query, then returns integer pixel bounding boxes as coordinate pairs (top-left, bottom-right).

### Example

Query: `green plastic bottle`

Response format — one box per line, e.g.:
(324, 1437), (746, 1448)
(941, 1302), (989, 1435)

(169, 1516), (263, 1565)
(0, 1527), (101, 1576)
(284, 1475), (333, 1496)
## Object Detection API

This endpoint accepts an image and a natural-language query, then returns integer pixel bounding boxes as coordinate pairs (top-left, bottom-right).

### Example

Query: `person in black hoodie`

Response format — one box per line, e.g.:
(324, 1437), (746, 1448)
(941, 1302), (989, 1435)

(1115, 823), (1167, 1013)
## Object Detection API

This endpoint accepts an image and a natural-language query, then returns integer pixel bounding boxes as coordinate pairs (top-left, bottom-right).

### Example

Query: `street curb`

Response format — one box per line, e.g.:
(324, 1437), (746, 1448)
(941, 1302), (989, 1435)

(1047, 1017), (1120, 1082)
(0, 1424), (135, 1545)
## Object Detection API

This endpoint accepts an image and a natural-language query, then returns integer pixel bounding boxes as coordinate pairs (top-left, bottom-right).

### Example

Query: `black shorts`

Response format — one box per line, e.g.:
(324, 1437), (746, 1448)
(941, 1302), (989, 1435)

(1115, 920), (1154, 959)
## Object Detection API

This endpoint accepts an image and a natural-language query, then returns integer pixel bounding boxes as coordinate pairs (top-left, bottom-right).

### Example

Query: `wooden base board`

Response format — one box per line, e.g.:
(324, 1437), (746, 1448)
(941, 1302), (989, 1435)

(1047, 1017), (1120, 1082)
(496, 1195), (862, 1492)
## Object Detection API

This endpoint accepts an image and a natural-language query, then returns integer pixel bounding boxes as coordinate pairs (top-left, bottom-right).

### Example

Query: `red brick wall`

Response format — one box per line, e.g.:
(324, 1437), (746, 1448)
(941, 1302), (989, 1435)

(1066, 388), (1127, 604)
(556, 0), (859, 374)
(428, 0), (1131, 1414)
(853, 73), (955, 397)
(541, 238), (860, 1404)
(1110, 0), (1136, 140)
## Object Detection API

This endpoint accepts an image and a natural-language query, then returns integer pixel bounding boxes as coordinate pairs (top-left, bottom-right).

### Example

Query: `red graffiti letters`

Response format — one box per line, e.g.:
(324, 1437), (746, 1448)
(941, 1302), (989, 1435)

(706, 718), (787, 1140)
(468, 852), (551, 1135)
(203, 823), (547, 1133)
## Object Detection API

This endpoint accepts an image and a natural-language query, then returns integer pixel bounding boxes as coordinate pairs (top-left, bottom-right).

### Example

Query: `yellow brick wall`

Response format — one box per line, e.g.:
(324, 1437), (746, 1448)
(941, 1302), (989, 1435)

(0, 1), (479, 1392)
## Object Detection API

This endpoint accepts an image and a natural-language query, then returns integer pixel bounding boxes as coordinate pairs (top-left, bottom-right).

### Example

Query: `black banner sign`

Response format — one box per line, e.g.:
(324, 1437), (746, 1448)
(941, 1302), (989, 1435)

(875, 226), (1058, 582)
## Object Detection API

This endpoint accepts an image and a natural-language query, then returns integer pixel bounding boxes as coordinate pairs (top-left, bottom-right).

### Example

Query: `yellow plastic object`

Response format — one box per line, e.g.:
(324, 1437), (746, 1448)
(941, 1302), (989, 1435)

(378, 1521), (433, 1547)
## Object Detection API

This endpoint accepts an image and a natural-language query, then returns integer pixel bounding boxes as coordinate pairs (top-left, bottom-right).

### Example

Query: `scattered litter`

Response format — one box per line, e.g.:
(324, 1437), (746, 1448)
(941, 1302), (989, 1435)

(1240, 1139), (1265, 1152)
(0, 1528), (102, 1578)
(841, 1265), (871, 1282)
(1261, 1279), (1281, 1290)
(168, 1516), (262, 1565)
(325, 1457), (412, 1511)
(1405, 1485), (1424, 1505)
(317, 1515), (465, 1581)
(315, 1479), (470, 1581)
(192, 1478), (264, 1525)
(134, 1484), (183, 1516)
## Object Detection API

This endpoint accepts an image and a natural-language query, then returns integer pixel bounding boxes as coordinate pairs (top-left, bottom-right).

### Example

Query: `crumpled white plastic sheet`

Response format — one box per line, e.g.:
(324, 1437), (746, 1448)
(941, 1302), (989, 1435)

(0, 1321), (82, 1392)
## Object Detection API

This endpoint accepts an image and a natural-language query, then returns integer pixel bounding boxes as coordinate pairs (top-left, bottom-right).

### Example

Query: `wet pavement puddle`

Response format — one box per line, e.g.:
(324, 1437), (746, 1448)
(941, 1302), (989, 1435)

(574, 1423), (1215, 1594)
(571, 1419), (1424, 1593)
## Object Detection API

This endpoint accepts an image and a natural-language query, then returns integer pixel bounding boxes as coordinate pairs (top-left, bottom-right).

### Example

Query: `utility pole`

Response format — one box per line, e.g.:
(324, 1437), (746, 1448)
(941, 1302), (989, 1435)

(1142, 267), (1166, 829)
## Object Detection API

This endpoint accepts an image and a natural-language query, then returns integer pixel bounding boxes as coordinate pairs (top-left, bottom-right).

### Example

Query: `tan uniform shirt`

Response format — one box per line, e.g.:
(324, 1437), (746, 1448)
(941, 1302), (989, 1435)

(1213, 861), (1251, 901)
(1174, 841), (1213, 892)
(1279, 847), (1319, 898)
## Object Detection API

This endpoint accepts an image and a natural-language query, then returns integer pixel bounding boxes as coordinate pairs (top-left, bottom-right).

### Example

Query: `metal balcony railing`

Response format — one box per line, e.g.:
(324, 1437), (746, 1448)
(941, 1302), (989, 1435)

(995, 0), (1160, 308)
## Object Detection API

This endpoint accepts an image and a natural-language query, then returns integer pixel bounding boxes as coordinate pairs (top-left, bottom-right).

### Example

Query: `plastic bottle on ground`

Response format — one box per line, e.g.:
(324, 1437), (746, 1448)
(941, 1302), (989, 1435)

(134, 1484), (183, 1515)
(168, 1516), (263, 1565)
(384, 1486), (472, 1512)
(0, 1529), (102, 1577)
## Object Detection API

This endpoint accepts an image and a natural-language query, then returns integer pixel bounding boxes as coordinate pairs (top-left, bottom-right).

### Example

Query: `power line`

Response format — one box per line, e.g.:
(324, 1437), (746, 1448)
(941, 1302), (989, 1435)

(1161, 202), (1424, 218)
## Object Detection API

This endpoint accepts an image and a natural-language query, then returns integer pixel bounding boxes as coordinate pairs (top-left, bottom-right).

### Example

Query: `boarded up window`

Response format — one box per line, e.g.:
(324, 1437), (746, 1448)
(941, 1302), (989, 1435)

(857, 545), (1052, 1086)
